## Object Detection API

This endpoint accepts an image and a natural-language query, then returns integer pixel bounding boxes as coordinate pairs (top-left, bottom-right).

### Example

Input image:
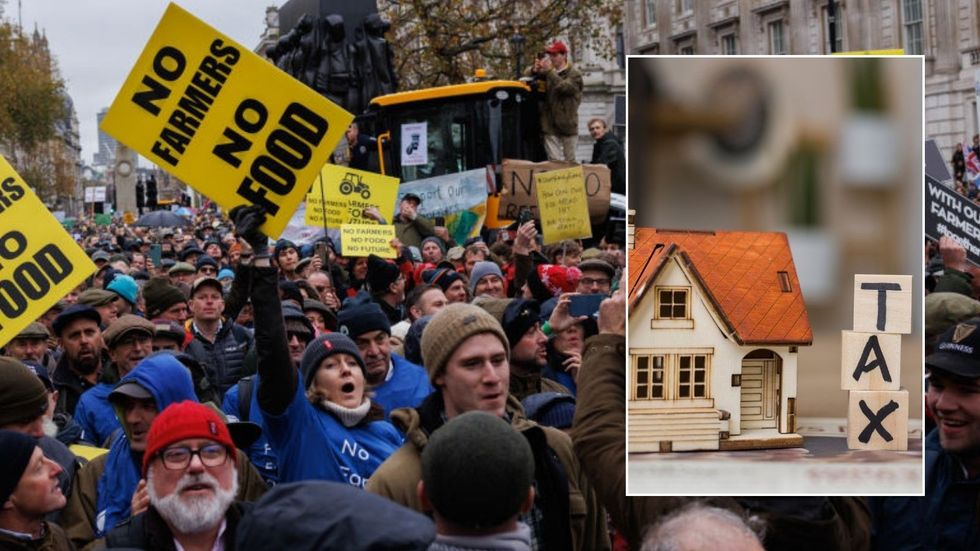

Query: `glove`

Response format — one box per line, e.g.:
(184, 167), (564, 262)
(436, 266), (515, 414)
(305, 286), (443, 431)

(229, 205), (269, 254)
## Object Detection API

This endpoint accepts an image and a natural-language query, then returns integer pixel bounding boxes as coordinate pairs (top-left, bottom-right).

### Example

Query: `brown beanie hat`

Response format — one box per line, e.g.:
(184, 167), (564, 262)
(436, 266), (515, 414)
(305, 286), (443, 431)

(0, 357), (49, 427)
(421, 303), (509, 385)
(143, 277), (187, 319)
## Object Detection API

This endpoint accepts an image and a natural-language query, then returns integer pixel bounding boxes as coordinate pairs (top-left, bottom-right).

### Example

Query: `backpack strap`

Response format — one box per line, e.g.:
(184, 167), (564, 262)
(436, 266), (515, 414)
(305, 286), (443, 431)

(238, 376), (254, 421)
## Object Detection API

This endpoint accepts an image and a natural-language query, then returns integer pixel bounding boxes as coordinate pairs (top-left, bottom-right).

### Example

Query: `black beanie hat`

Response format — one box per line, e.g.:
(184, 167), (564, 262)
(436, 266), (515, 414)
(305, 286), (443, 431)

(0, 430), (37, 505)
(143, 277), (187, 319)
(337, 292), (391, 338)
(421, 268), (463, 294)
(300, 333), (366, 389)
(421, 412), (534, 528)
(0, 358), (50, 427)
(501, 299), (541, 347)
(366, 255), (400, 294)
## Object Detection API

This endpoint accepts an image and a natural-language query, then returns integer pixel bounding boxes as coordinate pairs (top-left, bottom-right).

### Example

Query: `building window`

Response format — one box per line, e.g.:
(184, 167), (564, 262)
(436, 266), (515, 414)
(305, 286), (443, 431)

(677, 355), (708, 398)
(656, 287), (689, 319)
(720, 34), (737, 55)
(768, 20), (786, 55)
(634, 355), (665, 399)
(676, 0), (693, 15)
(632, 353), (710, 400)
(823, 6), (843, 53)
(644, 0), (656, 27)
(679, 44), (695, 55)
(902, 0), (923, 55)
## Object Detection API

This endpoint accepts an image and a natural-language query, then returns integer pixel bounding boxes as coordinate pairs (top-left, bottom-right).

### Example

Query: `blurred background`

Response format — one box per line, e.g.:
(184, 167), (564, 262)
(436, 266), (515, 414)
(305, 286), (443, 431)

(628, 56), (923, 421)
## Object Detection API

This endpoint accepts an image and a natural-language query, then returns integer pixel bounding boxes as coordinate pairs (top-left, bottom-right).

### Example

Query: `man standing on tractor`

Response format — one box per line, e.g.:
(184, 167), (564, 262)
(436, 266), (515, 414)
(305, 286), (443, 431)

(534, 40), (583, 163)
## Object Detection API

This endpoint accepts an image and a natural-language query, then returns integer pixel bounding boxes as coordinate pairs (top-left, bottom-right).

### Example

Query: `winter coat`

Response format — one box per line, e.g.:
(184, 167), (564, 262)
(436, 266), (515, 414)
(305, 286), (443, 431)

(540, 64), (583, 137)
(250, 264), (402, 487)
(867, 430), (977, 550)
(37, 436), (81, 524)
(366, 392), (610, 551)
(236, 481), (434, 551)
(0, 522), (72, 551)
(371, 354), (433, 420)
(106, 501), (253, 550)
(52, 352), (109, 417)
(570, 333), (873, 550)
(590, 132), (625, 195)
(185, 319), (254, 395)
(74, 382), (119, 447)
(394, 214), (436, 249)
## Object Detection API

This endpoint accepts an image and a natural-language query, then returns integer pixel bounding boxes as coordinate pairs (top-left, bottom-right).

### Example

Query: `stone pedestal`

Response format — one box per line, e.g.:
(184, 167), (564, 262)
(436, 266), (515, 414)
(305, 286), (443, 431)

(113, 144), (138, 216)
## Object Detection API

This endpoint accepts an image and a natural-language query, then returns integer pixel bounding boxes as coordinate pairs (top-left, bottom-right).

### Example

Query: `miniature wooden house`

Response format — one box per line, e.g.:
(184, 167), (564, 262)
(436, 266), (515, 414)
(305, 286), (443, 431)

(628, 229), (812, 452)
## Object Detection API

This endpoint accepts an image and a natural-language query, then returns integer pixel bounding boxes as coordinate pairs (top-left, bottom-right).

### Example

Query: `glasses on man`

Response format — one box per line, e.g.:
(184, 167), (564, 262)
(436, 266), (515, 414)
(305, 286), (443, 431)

(581, 277), (611, 288)
(199, 266), (217, 275)
(159, 443), (228, 470)
(117, 334), (152, 347)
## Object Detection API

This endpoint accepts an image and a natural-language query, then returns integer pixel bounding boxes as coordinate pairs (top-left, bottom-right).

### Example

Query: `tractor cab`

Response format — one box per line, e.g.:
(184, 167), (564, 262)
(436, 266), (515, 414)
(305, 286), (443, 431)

(357, 79), (546, 183)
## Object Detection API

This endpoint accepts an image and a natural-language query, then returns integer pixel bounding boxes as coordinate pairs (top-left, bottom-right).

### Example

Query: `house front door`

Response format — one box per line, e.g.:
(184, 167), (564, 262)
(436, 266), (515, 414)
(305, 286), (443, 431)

(740, 358), (779, 429)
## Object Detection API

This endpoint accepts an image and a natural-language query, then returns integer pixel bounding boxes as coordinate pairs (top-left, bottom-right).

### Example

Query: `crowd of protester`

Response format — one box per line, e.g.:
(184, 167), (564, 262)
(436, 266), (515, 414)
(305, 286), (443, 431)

(0, 195), (919, 550)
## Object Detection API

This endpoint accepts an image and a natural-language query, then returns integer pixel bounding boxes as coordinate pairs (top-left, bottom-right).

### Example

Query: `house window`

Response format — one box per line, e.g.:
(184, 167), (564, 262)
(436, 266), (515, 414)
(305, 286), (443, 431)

(632, 353), (711, 400)
(902, 0), (922, 55)
(768, 20), (786, 55)
(656, 287), (689, 319)
(634, 355), (665, 399)
(720, 34), (737, 55)
(823, 6), (843, 53)
(644, 0), (656, 28)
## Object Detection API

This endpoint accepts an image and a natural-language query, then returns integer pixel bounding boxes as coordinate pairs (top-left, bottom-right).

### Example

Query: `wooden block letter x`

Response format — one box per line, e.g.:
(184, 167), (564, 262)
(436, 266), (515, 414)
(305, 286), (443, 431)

(840, 331), (901, 391)
(847, 390), (909, 450)
(853, 275), (913, 334)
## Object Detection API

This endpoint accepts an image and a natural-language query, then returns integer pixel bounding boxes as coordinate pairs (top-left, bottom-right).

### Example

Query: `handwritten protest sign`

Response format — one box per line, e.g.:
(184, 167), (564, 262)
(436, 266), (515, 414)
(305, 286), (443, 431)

(0, 156), (96, 348)
(341, 224), (397, 258)
(306, 165), (399, 228)
(100, 3), (352, 238)
(396, 168), (488, 243)
(535, 166), (592, 245)
(500, 159), (610, 225)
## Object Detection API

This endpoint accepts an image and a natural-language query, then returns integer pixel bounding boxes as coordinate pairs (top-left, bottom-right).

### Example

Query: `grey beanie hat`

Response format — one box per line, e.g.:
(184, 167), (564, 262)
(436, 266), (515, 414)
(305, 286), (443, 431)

(300, 333), (366, 389)
(468, 261), (504, 295)
(421, 411), (534, 528)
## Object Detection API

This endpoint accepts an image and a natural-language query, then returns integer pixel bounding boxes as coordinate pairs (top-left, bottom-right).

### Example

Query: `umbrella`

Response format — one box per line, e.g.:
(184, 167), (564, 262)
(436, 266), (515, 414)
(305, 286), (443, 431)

(134, 210), (190, 227)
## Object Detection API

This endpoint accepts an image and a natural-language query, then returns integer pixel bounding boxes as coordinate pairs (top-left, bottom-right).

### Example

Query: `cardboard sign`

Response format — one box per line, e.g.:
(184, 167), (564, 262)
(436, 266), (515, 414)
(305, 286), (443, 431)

(340, 224), (396, 258)
(400, 122), (428, 166)
(100, 4), (353, 238)
(925, 175), (980, 266)
(535, 166), (592, 245)
(306, 165), (399, 228)
(0, 156), (97, 348)
(500, 159), (610, 225)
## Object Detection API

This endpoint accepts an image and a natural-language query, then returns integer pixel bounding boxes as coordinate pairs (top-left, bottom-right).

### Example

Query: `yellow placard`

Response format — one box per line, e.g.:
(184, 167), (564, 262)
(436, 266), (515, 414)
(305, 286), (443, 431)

(305, 165), (400, 228)
(100, 3), (353, 238)
(340, 224), (397, 258)
(123, 212), (136, 225)
(832, 49), (906, 56)
(0, 156), (97, 348)
(535, 166), (592, 245)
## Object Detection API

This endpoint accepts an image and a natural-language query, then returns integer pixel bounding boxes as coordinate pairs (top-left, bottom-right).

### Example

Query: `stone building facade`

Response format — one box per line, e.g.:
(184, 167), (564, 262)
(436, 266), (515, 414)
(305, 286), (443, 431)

(624, 0), (978, 159)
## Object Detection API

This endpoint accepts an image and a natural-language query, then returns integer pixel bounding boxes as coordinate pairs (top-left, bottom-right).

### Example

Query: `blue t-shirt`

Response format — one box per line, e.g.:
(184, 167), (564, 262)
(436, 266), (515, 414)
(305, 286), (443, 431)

(263, 380), (403, 487)
(223, 377), (279, 485)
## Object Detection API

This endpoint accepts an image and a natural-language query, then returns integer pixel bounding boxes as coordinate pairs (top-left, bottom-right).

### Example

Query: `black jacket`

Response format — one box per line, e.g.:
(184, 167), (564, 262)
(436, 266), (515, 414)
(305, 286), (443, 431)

(106, 501), (252, 550)
(590, 133), (625, 196)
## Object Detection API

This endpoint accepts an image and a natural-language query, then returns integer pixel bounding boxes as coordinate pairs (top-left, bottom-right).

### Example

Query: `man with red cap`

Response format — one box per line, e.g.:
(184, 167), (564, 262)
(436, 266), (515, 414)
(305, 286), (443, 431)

(106, 401), (249, 550)
(533, 39), (583, 162)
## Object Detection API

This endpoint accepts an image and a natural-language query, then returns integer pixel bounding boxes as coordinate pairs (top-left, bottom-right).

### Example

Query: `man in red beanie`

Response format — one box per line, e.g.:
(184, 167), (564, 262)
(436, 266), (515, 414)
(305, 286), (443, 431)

(106, 400), (248, 550)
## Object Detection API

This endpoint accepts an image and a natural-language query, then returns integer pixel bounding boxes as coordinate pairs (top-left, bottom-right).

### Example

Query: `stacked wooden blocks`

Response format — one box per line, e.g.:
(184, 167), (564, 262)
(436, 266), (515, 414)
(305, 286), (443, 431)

(842, 275), (912, 450)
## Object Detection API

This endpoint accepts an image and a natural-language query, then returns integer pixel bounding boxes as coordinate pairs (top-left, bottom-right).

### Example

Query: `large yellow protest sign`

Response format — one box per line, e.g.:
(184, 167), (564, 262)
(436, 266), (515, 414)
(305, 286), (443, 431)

(340, 224), (397, 258)
(306, 165), (399, 228)
(0, 156), (96, 348)
(100, 3), (353, 238)
(535, 166), (592, 245)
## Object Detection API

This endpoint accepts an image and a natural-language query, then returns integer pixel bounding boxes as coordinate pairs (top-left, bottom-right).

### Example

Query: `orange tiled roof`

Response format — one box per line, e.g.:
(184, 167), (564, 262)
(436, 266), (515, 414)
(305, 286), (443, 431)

(629, 228), (812, 345)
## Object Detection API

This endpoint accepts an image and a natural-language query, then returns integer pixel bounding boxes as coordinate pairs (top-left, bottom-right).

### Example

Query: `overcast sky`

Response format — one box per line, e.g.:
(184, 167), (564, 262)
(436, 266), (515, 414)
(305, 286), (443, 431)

(17, 1), (277, 166)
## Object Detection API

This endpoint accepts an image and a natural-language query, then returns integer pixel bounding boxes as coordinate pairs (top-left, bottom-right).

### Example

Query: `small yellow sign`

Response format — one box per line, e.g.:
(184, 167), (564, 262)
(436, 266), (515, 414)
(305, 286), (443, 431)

(305, 165), (400, 228)
(123, 212), (136, 225)
(340, 224), (397, 258)
(0, 156), (97, 348)
(100, 3), (353, 238)
(535, 166), (592, 245)
(832, 49), (906, 56)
